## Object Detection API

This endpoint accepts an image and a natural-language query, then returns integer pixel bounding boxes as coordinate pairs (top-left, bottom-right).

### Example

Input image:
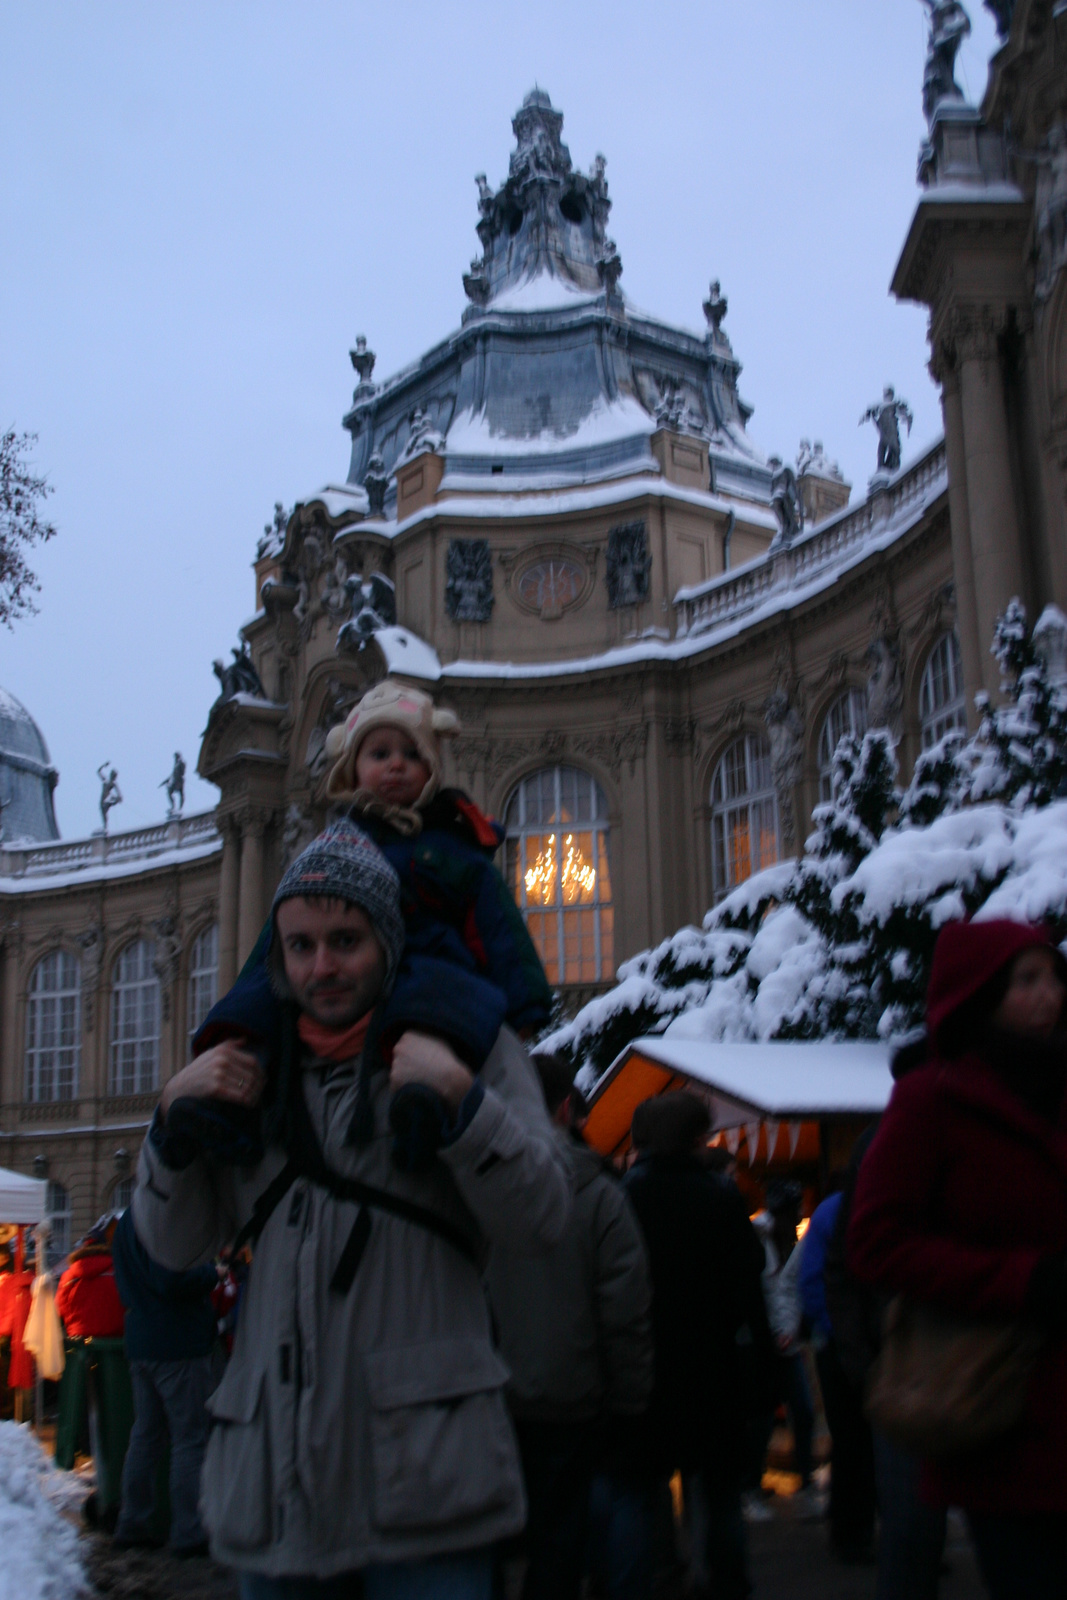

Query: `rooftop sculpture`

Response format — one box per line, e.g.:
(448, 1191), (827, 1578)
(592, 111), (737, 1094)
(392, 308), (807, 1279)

(96, 763), (122, 833)
(920, 1), (972, 126)
(861, 387), (914, 475)
(159, 752), (186, 817)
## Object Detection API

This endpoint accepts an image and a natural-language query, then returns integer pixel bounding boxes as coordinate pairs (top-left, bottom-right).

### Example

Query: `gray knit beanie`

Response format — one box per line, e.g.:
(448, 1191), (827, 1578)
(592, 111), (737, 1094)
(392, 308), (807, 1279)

(271, 818), (405, 984)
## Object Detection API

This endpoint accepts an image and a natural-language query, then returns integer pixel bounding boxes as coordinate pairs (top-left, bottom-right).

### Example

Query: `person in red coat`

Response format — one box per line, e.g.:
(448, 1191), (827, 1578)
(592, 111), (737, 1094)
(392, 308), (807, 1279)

(56, 1234), (125, 1340)
(848, 918), (1067, 1600)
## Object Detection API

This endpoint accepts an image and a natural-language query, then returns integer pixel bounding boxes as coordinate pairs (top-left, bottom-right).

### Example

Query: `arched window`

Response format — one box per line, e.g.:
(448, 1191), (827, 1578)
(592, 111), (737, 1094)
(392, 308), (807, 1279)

(711, 734), (781, 899)
(24, 950), (81, 1103)
(187, 923), (218, 1048)
(920, 631), (967, 748)
(818, 688), (869, 802)
(504, 766), (613, 986)
(45, 1180), (70, 1267)
(113, 1175), (135, 1212)
(110, 939), (160, 1095)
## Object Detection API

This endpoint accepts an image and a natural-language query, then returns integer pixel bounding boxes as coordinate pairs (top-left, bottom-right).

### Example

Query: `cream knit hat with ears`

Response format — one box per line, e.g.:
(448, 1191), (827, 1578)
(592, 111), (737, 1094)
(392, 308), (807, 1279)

(323, 681), (460, 813)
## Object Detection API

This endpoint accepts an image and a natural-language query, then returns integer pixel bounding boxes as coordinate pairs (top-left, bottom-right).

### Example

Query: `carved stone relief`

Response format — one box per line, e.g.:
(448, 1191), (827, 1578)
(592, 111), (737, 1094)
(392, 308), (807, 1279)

(763, 690), (805, 849)
(76, 925), (104, 1033)
(866, 634), (905, 736)
(606, 522), (650, 608)
(445, 540), (494, 622)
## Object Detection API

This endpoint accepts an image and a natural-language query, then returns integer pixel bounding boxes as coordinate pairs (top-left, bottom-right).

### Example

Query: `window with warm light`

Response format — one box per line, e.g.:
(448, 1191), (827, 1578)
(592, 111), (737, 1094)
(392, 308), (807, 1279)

(920, 631), (967, 748)
(818, 688), (869, 802)
(504, 766), (613, 986)
(710, 734), (781, 899)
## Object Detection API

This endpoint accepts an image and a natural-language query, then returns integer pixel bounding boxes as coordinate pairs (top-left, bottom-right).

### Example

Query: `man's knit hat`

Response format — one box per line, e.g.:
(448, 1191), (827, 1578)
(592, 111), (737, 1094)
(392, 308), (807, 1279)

(271, 818), (405, 983)
(323, 682), (460, 820)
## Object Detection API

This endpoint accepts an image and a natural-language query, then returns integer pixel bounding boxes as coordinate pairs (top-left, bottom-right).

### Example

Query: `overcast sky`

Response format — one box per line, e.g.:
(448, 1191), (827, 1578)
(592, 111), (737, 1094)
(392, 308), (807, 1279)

(1, 0), (1000, 839)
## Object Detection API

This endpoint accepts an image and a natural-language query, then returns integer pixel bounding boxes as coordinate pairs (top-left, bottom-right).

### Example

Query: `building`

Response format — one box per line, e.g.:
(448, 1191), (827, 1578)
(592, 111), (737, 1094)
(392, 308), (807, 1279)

(2, 0), (1064, 1242)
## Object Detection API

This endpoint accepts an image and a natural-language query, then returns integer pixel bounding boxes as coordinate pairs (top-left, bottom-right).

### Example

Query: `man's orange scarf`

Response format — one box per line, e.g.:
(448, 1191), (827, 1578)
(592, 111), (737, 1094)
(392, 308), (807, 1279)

(297, 1011), (372, 1063)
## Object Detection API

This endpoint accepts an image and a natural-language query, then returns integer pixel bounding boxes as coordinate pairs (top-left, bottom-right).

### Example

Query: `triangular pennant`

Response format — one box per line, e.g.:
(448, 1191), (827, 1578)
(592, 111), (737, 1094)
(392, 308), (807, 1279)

(787, 1121), (802, 1159)
(744, 1120), (762, 1166)
(724, 1126), (740, 1157)
(764, 1119), (780, 1163)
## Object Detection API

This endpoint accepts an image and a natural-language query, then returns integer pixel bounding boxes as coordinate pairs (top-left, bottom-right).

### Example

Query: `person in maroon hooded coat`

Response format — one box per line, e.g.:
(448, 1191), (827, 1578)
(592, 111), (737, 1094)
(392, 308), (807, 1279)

(848, 918), (1067, 1600)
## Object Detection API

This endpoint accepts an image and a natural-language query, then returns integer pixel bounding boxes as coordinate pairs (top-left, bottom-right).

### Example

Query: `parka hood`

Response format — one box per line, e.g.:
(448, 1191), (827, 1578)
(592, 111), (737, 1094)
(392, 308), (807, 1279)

(926, 918), (1061, 1042)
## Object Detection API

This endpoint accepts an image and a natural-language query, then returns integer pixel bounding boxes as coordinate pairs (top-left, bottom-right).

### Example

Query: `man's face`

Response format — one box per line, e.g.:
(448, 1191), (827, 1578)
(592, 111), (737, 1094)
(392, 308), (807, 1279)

(275, 897), (386, 1028)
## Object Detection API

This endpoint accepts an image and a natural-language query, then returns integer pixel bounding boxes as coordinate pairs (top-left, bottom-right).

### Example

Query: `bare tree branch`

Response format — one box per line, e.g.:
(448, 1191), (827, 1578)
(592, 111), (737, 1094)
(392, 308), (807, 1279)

(0, 428), (58, 627)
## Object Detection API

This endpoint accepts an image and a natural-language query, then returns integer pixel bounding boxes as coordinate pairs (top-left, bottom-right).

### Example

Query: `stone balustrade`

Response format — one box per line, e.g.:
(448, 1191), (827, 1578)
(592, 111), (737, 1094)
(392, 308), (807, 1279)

(675, 440), (948, 639)
(0, 810), (220, 881)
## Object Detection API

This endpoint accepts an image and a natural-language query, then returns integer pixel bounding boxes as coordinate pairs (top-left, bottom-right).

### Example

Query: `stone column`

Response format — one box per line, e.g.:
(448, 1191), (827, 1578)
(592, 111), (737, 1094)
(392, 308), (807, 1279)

(936, 354), (984, 721)
(955, 308), (1027, 694)
(236, 809), (268, 968)
(217, 817), (240, 991)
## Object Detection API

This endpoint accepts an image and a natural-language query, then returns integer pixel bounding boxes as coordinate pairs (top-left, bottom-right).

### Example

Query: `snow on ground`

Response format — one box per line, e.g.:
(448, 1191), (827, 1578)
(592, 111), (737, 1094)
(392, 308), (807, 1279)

(0, 1423), (88, 1599)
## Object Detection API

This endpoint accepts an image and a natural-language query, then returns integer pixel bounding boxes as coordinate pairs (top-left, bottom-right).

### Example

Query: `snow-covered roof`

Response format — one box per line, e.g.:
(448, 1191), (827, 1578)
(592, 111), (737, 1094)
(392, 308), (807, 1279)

(374, 627), (442, 683)
(299, 482), (371, 521)
(0, 1166), (47, 1224)
(445, 394), (655, 457)
(612, 1037), (892, 1125)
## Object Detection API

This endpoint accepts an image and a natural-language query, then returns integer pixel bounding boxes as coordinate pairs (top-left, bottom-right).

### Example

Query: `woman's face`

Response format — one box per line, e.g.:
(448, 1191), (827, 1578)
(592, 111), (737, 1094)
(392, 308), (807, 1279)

(991, 947), (1066, 1040)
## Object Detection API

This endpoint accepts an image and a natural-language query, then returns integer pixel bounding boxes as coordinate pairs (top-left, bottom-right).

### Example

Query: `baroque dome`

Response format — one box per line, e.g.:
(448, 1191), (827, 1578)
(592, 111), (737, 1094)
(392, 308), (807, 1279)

(0, 685), (59, 844)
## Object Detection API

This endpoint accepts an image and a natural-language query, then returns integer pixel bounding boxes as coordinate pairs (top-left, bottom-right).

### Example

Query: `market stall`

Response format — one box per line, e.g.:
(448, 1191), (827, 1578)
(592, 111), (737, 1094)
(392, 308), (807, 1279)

(0, 1167), (48, 1421)
(583, 1036), (894, 1203)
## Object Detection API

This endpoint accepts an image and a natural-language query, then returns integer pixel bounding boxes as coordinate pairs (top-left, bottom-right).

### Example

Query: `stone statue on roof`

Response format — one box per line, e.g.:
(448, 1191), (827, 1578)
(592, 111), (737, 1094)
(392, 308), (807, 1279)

(213, 644), (266, 702)
(920, 1), (972, 125)
(159, 752), (186, 817)
(861, 387), (914, 474)
(97, 764), (122, 832)
(769, 458), (803, 545)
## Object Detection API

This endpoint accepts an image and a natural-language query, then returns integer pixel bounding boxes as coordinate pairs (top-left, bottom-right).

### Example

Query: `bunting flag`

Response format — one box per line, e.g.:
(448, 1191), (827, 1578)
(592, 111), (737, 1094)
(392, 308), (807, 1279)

(764, 1119), (780, 1162)
(743, 1120), (762, 1166)
(724, 1126), (741, 1157)
(788, 1121), (802, 1158)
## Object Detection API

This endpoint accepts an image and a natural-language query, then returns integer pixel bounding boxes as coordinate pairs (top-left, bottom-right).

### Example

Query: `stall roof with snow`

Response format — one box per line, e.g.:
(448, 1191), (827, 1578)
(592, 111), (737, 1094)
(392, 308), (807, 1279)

(583, 1036), (893, 1162)
(0, 1166), (47, 1225)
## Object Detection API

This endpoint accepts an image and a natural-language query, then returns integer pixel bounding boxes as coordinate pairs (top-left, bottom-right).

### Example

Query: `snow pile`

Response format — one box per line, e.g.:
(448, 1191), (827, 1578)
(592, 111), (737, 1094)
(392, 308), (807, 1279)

(0, 1423), (88, 1599)
(547, 602), (1067, 1088)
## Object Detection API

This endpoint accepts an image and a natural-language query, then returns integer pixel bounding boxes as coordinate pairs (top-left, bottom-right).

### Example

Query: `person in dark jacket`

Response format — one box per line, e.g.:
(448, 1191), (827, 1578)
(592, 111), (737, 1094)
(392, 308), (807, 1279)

(798, 1182), (875, 1563)
(848, 918), (1067, 1600)
(826, 1034), (948, 1600)
(111, 1207), (219, 1556)
(486, 1053), (653, 1600)
(625, 1092), (773, 1600)
(323, 680), (552, 1034)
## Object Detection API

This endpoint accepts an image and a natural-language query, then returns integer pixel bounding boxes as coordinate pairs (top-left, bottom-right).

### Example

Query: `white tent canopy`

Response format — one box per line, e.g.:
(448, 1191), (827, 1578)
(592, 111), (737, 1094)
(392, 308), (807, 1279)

(620, 1037), (894, 1130)
(0, 1166), (47, 1225)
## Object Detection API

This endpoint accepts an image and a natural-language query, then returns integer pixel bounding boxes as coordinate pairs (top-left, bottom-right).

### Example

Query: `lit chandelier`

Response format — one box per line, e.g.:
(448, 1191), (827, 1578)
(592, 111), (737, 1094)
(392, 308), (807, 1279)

(524, 832), (597, 904)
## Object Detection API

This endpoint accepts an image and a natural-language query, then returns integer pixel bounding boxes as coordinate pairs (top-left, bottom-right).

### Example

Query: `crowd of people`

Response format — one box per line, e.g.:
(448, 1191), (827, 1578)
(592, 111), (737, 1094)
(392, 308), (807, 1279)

(18, 682), (1067, 1600)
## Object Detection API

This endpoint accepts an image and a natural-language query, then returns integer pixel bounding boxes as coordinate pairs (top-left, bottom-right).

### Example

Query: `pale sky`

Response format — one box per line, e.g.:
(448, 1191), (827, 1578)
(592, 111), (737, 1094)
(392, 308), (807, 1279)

(1, 0), (1000, 839)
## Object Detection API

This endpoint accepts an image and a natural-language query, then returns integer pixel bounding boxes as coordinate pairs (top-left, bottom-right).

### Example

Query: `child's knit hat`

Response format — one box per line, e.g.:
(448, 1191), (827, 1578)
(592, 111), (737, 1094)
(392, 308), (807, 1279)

(323, 681), (460, 826)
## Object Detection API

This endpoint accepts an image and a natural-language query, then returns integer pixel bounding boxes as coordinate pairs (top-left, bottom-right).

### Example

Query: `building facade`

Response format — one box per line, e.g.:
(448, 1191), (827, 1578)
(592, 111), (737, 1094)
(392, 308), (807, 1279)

(2, 2), (1064, 1242)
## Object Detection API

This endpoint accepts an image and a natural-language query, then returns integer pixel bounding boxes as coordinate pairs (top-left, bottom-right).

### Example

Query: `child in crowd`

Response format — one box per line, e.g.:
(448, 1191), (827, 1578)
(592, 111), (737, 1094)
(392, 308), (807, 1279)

(322, 680), (552, 1037)
(175, 681), (550, 1173)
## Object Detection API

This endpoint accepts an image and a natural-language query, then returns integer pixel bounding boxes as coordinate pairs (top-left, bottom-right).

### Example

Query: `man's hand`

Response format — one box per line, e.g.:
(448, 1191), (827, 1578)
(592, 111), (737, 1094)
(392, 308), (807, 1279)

(159, 1040), (265, 1119)
(389, 1031), (474, 1112)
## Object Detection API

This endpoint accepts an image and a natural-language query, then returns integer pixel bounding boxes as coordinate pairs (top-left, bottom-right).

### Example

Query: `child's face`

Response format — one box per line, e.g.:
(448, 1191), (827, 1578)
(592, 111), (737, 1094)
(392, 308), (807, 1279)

(355, 724), (432, 808)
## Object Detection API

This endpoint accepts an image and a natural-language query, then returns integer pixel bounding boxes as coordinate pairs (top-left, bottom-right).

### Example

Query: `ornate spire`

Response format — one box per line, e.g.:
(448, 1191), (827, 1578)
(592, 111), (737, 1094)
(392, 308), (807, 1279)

(462, 90), (618, 310)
